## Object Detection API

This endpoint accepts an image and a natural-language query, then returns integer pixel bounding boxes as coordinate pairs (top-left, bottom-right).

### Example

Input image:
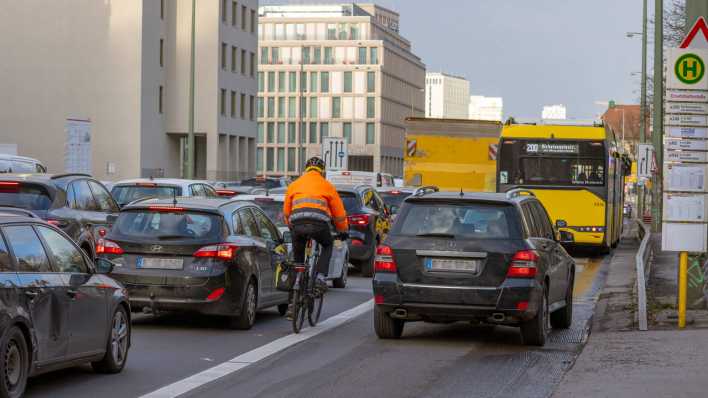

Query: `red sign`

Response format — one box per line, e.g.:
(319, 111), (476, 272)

(680, 16), (708, 48)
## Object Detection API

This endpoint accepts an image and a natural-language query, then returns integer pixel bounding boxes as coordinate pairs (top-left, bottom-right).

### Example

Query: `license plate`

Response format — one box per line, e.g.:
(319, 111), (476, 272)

(425, 258), (480, 273)
(136, 257), (184, 270)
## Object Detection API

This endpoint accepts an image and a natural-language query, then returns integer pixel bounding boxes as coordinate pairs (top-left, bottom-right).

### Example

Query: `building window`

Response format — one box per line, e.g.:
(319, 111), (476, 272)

(302, 47), (311, 64)
(332, 97), (341, 118)
(267, 97), (275, 118)
(358, 47), (367, 64)
(343, 122), (352, 144)
(242, 49), (247, 74)
(278, 71), (285, 92)
(320, 122), (329, 141)
(260, 47), (268, 64)
(338, 24), (347, 40)
(257, 122), (264, 143)
(301, 72), (308, 92)
(289, 72), (297, 92)
(231, 46), (237, 72)
(221, 42), (227, 69)
(300, 99), (307, 118)
(258, 72), (264, 92)
(230, 91), (236, 117)
(351, 25), (360, 40)
(309, 97), (318, 118)
(327, 24), (337, 40)
(159, 85), (163, 114)
(249, 95), (255, 120)
(160, 0), (165, 19)
(267, 123), (274, 143)
(160, 39), (164, 67)
(288, 122), (296, 143)
(344, 71), (352, 93)
(321, 72), (329, 93)
(256, 148), (263, 172)
(314, 47), (321, 64)
(249, 52), (255, 76)
(367, 97), (375, 118)
(267, 72), (275, 92)
(287, 148), (296, 172)
(241, 5), (247, 31)
(277, 97), (285, 118)
(220, 89), (226, 115)
(222, 0), (227, 23)
(232, 1), (237, 26)
(370, 47), (379, 64)
(277, 148), (285, 172)
(300, 147), (307, 167)
(240, 93), (246, 119)
(277, 122), (285, 143)
(257, 97), (264, 118)
(310, 72), (318, 92)
(288, 97), (296, 118)
(367, 72), (375, 93)
(309, 122), (317, 143)
(300, 122), (307, 144)
(324, 47), (333, 64)
(271, 47), (280, 64)
(366, 123), (375, 144)
(266, 148), (274, 171)
(250, 9), (256, 33)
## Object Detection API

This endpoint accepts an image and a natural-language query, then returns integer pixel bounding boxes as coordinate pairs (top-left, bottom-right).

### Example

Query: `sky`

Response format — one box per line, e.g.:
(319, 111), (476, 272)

(262, 0), (645, 120)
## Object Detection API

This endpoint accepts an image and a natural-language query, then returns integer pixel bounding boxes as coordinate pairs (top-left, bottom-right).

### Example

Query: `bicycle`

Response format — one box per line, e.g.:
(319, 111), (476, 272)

(291, 238), (325, 334)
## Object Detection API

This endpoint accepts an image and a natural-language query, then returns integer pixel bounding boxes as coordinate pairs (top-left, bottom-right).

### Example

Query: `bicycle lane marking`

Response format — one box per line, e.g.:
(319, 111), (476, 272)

(140, 299), (374, 398)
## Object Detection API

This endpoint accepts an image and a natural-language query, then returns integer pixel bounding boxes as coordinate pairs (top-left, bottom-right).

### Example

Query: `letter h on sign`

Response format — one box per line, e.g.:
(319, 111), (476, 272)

(684, 59), (699, 79)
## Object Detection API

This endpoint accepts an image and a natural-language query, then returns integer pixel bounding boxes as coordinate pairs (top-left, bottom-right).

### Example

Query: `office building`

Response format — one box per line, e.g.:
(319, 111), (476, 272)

(0, 0), (258, 180)
(425, 72), (470, 119)
(542, 104), (567, 120)
(256, 3), (425, 176)
(468, 95), (503, 121)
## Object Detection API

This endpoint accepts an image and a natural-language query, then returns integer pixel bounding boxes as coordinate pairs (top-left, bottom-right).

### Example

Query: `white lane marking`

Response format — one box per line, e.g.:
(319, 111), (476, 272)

(140, 299), (374, 398)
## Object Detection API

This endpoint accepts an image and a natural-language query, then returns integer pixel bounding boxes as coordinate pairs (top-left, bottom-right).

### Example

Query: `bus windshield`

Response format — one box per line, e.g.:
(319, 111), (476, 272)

(498, 139), (606, 186)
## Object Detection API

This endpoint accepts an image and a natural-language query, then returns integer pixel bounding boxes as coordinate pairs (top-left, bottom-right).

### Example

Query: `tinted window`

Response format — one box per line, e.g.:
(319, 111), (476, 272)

(240, 178), (281, 189)
(113, 210), (224, 240)
(0, 183), (52, 211)
(338, 192), (361, 214)
(71, 180), (99, 211)
(238, 209), (260, 237)
(252, 199), (285, 227)
(88, 180), (118, 212)
(253, 209), (280, 241)
(111, 185), (181, 207)
(531, 202), (555, 240)
(393, 202), (519, 239)
(0, 234), (13, 271)
(378, 192), (408, 214)
(0, 160), (10, 173)
(4, 225), (51, 272)
(202, 185), (218, 197)
(37, 226), (88, 273)
(522, 203), (541, 238)
(190, 184), (205, 196)
(11, 161), (37, 173)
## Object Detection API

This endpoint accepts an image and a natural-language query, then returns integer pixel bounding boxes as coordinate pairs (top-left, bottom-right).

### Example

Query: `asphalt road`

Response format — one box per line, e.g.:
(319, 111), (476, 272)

(26, 253), (608, 398)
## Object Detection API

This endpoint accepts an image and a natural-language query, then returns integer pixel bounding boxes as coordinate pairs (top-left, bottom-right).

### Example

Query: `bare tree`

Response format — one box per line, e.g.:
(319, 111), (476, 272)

(664, 0), (687, 47)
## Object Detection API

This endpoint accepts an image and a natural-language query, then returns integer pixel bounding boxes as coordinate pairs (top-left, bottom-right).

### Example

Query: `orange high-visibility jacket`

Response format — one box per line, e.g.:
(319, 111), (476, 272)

(284, 171), (349, 232)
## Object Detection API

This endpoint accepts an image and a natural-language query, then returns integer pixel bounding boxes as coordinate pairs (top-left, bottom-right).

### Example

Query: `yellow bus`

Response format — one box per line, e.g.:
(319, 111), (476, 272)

(496, 122), (630, 253)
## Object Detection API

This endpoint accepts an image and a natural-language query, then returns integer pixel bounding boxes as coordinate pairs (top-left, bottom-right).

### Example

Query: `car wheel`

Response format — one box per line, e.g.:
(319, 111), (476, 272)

(92, 306), (130, 373)
(521, 284), (549, 346)
(359, 253), (375, 277)
(373, 305), (404, 339)
(0, 326), (29, 398)
(332, 255), (348, 288)
(551, 273), (574, 329)
(229, 281), (257, 330)
(277, 303), (288, 316)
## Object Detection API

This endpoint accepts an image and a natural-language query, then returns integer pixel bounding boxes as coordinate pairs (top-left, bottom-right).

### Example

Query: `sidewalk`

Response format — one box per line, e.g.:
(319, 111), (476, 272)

(553, 227), (708, 398)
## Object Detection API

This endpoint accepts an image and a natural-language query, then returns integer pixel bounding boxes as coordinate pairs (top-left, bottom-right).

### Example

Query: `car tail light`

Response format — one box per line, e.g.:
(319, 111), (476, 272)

(506, 250), (538, 278)
(374, 245), (397, 273)
(46, 219), (69, 228)
(348, 214), (370, 226)
(342, 171), (351, 176)
(516, 301), (529, 311)
(193, 244), (239, 260)
(136, 182), (157, 187)
(206, 287), (225, 302)
(374, 294), (385, 304)
(0, 182), (19, 191)
(351, 239), (364, 246)
(96, 239), (124, 255)
(215, 189), (237, 197)
(148, 205), (185, 212)
(98, 228), (107, 237)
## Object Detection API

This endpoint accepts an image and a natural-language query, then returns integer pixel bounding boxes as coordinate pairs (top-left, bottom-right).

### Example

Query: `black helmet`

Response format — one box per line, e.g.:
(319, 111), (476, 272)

(304, 157), (326, 174)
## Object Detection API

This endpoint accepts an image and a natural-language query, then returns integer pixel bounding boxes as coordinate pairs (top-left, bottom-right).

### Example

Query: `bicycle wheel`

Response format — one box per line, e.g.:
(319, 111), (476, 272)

(291, 276), (307, 334)
(307, 245), (324, 327)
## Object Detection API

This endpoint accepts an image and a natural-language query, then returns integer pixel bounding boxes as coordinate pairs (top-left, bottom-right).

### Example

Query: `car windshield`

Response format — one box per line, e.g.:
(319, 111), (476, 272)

(113, 210), (223, 240)
(253, 199), (286, 227)
(378, 192), (409, 214)
(240, 178), (280, 189)
(393, 202), (520, 239)
(338, 192), (360, 213)
(0, 183), (52, 210)
(111, 185), (182, 206)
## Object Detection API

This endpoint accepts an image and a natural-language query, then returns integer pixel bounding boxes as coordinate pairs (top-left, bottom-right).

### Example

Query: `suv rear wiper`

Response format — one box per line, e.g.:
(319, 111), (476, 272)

(416, 233), (456, 239)
(156, 234), (193, 240)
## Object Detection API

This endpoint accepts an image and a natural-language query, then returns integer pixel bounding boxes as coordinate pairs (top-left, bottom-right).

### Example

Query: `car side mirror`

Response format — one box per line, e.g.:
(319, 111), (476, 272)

(558, 230), (574, 243)
(95, 258), (116, 274)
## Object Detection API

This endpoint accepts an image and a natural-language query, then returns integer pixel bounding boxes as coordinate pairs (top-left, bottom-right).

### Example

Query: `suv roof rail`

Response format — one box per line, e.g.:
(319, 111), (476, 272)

(50, 173), (91, 180)
(413, 185), (439, 196)
(506, 188), (536, 199)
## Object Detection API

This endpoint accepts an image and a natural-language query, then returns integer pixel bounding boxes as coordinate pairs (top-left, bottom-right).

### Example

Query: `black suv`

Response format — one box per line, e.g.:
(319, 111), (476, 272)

(336, 185), (392, 277)
(0, 174), (119, 259)
(372, 189), (575, 346)
(0, 213), (130, 396)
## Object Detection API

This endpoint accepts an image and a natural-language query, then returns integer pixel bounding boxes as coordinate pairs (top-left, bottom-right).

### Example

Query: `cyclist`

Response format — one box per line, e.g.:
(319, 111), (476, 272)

(284, 157), (349, 292)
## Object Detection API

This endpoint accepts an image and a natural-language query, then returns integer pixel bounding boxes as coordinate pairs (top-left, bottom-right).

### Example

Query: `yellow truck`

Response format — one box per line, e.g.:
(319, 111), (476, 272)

(403, 117), (502, 192)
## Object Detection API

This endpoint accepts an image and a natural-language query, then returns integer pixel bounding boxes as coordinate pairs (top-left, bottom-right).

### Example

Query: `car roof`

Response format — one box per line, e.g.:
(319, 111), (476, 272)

(0, 154), (44, 163)
(113, 178), (212, 187)
(234, 194), (285, 202)
(404, 190), (536, 205)
(0, 215), (43, 224)
(334, 184), (373, 193)
(121, 196), (247, 211)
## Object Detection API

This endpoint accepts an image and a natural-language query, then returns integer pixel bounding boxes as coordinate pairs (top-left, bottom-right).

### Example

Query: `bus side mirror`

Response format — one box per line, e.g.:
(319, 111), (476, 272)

(556, 219), (567, 228)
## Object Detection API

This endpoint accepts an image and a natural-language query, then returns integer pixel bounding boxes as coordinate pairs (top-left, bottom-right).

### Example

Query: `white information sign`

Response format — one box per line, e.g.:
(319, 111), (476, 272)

(667, 89), (708, 103)
(662, 222), (708, 252)
(666, 114), (708, 126)
(664, 163), (707, 192)
(666, 48), (708, 90)
(64, 119), (92, 174)
(636, 143), (655, 178)
(665, 138), (708, 151)
(666, 150), (708, 163)
(667, 126), (708, 139)
(664, 193), (707, 222)
(667, 102), (708, 114)
(321, 137), (348, 171)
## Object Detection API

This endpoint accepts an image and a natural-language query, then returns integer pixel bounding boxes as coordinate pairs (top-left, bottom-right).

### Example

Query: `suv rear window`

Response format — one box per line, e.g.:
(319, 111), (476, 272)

(393, 202), (520, 239)
(240, 178), (281, 189)
(0, 183), (52, 211)
(338, 192), (361, 214)
(112, 185), (182, 207)
(113, 210), (224, 240)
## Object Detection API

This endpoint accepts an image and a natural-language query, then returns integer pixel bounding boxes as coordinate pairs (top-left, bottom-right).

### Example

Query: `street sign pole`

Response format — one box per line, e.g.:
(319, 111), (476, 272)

(652, 0), (664, 232)
(638, 0), (648, 220)
(185, 0), (196, 180)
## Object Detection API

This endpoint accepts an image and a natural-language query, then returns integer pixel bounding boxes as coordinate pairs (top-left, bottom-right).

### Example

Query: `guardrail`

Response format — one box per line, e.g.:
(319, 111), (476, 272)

(635, 220), (652, 331)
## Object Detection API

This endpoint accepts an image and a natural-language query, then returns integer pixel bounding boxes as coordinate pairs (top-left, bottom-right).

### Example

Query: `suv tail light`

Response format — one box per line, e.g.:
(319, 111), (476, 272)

(506, 250), (538, 278)
(96, 239), (124, 255)
(348, 214), (370, 226)
(0, 182), (19, 191)
(374, 245), (397, 273)
(194, 244), (239, 260)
